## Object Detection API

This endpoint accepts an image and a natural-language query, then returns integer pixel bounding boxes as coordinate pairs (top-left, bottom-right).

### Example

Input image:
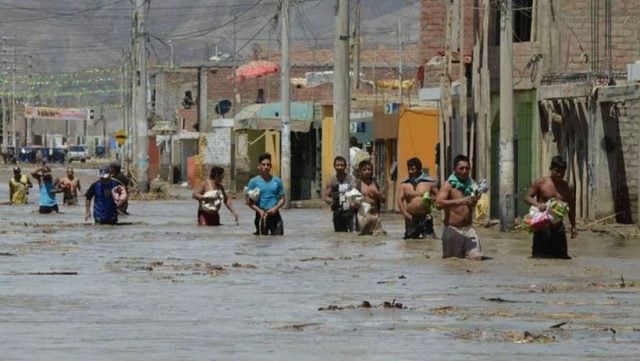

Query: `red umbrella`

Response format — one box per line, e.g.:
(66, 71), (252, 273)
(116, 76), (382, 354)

(232, 60), (280, 82)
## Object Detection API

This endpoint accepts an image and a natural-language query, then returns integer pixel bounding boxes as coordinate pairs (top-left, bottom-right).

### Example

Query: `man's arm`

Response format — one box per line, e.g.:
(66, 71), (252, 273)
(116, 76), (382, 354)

(435, 182), (476, 209)
(324, 180), (333, 205)
(30, 169), (41, 183)
(396, 184), (410, 220)
(569, 183), (577, 238)
(53, 178), (65, 193)
(523, 178), (545, 210)
(374, 182), (386, 203)
(192, 181), (207, 201)
(84, 183), (95, 221)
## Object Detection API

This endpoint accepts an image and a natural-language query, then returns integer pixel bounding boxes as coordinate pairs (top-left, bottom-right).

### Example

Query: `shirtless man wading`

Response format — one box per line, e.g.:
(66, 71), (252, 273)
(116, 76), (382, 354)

(523, 155), (576, 259)
(435, 154), (483, 260)
(397, 157), (437, 239)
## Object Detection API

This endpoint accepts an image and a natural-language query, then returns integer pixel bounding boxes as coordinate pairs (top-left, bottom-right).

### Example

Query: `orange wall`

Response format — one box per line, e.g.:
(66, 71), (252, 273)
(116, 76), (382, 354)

(321, 105), (335, 191)
(397, 107), (439, 183)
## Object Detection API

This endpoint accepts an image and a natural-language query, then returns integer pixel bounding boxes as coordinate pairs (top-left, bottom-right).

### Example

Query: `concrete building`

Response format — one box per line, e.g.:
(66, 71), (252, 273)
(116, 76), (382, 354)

(419, 0), (640, 223)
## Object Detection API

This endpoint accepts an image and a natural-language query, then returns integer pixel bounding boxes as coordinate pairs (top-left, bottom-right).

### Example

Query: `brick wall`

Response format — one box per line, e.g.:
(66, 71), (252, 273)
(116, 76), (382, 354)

(421, 0), (640, 89)
(556, 1), (640, 73)
(157, 64), (418, 121)
(597, 85), (640, 223)
(420, 0), (480, 87)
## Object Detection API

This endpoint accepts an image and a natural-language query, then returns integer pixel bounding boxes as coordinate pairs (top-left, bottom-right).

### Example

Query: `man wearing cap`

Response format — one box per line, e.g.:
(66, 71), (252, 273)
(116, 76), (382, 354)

(85, 165), (128, 225)
(31, 164), (63, 213)
(524, 155), (576, 259)
(9, 166), (33, 204)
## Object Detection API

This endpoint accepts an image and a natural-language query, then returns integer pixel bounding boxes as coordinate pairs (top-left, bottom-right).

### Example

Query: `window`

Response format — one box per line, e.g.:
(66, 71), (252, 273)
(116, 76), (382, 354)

(492, 0), (533, 45)
(513, 0), (533, 42)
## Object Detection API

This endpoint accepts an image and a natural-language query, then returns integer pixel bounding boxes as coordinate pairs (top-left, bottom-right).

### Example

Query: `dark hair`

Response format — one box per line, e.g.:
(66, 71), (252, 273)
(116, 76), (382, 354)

(349, 136), (359, 147)
(407, 157), (422, 170)
(453, 154), (470, 167)
(359, 159), (373, 169)
(258, 152), (272, 163)
(210, 166), (224, 178)
(550, 155), (567, 170)
(333, 156), (347, 166)
(110, 161), (121, 172)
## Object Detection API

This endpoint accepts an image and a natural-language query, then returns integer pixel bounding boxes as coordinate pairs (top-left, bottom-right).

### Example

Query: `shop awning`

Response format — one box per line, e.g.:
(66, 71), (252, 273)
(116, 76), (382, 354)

(234, 101), (315, 132)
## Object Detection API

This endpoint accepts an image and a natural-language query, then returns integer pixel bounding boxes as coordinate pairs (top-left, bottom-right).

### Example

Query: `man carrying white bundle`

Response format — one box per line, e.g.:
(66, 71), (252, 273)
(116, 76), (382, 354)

(193, 166), (238, 226)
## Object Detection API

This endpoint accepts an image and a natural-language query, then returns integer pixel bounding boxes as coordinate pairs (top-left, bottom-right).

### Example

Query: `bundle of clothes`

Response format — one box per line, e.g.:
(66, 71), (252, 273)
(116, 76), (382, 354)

(523, 198), (569, 232)
(200, 189), (224, 212)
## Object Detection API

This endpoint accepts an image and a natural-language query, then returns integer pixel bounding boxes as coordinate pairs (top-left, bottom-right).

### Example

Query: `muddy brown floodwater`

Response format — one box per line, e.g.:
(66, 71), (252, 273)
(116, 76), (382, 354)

(0, 165), (639, 360)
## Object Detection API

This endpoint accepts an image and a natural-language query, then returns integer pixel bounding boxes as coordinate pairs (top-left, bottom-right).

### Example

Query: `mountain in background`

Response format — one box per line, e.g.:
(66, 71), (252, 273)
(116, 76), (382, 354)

(0, 0), (421, 74)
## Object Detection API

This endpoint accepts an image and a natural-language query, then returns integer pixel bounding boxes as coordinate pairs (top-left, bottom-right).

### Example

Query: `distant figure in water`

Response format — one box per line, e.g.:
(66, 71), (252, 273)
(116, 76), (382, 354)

(245, 153), (285, 236)
(85, 165), (128, 225)
(9, 166), (33, 205)
(59, 167), (82, 206)
(31, 164), (63, 214)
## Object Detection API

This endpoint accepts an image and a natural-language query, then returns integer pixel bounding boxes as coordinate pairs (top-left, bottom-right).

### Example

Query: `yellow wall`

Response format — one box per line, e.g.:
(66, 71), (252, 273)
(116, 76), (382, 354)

(321, 105), (335, 191)
(245, 129), (280, 177)
(265, 130), (281, 177)
(397, 107), (439, 183)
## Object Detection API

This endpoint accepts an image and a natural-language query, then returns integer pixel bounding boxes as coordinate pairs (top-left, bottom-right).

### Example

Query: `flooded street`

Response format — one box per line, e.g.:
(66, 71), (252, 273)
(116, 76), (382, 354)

(1, 166), (639, 360)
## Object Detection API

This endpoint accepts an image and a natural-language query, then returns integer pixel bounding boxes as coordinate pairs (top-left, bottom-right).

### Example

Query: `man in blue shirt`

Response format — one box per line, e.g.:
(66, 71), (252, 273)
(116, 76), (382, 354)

(246, 153), (285, 235)
(85, 165), (128, 225)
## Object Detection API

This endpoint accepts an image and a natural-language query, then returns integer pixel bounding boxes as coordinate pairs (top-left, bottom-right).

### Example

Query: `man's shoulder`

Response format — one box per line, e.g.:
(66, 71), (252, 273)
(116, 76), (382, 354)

(248, 175), (262, 183)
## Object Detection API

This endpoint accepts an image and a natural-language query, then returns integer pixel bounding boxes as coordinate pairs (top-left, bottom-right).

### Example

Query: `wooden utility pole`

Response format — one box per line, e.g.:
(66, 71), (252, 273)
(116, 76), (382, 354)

(334, 0), (350, 165)
(352, 0), (361, 90)
(499, 0), (515, 230)
(440, 1), (453, 180)
(133, 0), (149, 192)
(11, 41), (16, 149)
(459, 0), (468, 156)
(280, 0), (291, 207)
(398, 19), (403, 104)
(1, 37), (6, 155)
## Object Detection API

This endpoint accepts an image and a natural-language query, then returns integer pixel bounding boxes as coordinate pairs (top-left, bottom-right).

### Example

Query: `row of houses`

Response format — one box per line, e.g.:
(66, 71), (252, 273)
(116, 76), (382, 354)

(12, 0), (640, 226)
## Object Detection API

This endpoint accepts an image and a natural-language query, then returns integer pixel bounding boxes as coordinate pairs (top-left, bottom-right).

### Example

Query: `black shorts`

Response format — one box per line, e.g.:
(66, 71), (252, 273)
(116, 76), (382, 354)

(254, 211), (284, 236)
(532, 225), (571, 259)
(332, 209), (354, 232)
(39, 205), (59, 214)
(404, 214), (435, 239)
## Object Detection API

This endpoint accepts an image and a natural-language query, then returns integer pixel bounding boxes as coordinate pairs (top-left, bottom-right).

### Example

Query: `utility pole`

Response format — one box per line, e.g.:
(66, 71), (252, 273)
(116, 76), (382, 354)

(168, 40), (174, 68)
(11, 41), (16, 149)
(1, 37), (6, 155)
(133, 0), (149, 192)
(281, 0), (292, 207)
(24, 55), (32, 148)
(440, 2), (453, 181)
(398, 19), (403, 104)
(100, 104), (106, 150)
(334, 0), (350, 165)
(198, 66), (208, 132)
(499, 0), (515, 230)
(459, 0), (468, 156)
(352, 0), (361, 90)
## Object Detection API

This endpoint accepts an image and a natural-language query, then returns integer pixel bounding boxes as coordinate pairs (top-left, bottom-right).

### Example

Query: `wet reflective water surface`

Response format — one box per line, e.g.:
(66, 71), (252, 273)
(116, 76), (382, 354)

(1, 168), (639, 360)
